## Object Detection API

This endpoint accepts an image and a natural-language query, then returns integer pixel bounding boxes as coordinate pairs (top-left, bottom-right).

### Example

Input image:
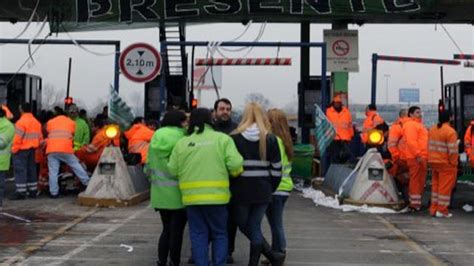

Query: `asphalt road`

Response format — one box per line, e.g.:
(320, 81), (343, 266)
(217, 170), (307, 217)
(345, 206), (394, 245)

(1, 184), (474, 266)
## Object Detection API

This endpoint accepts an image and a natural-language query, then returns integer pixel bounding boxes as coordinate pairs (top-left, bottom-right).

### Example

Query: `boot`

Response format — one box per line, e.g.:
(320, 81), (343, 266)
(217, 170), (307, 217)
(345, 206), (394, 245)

(249, 244), (263, 266)
(261, 240), (285, 266)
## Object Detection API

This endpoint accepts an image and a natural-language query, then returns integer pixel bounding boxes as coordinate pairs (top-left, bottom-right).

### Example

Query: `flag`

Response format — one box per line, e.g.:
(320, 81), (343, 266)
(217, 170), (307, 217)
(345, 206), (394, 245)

(313, 104), (335, 157)
(108, 85), (135, 130)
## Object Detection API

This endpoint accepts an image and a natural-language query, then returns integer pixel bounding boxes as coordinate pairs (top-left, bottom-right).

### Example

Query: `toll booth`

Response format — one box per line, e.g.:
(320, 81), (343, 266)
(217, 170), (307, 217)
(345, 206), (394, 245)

(0, 73), (42, 120)
(443, 81), (474, 146)
(298, 76), (331, 141)
(144, 75), (188, 121)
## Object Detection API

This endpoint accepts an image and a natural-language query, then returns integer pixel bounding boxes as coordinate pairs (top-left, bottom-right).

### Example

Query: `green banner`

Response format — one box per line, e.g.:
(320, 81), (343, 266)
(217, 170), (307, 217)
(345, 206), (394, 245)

(0, 0), (451, 32)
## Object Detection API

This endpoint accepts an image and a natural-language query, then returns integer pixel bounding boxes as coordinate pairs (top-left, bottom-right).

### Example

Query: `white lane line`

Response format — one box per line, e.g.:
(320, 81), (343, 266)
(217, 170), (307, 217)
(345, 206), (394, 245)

(0, 212), (32, 223)
(35, 208), (147, 265)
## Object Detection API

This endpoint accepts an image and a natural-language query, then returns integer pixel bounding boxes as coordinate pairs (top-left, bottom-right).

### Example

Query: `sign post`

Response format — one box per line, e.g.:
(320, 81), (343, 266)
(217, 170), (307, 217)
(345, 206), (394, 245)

(119, 43), (162, 83)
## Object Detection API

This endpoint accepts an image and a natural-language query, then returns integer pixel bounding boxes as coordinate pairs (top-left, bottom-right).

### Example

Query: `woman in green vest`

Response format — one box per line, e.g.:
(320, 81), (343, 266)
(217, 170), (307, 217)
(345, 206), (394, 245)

(263, 108), (294, 263)
(146, 110), (188, 266)
(0, 108), (14, 210)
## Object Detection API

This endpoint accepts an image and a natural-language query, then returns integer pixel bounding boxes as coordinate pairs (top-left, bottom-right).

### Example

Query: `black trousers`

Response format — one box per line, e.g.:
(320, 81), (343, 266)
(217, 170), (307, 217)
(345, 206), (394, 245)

(158, 209), (187, 265)
(227, 203), (238, 254)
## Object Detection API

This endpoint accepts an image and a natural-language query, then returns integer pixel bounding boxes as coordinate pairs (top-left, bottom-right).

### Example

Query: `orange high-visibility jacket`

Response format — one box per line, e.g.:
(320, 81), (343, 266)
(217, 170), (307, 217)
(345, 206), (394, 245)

(46, 115), (75, 154)
(464, 122), (474, 165)
(12, 113), (42, 153)
(124, 123), (154, 163)
(2, 105), (13, 120)
(428, 123), (458, 166)
(86, 126), (121, 154)
(402, 118), (428, 159)
(387, 117), (409, 161)
(361, 111), (384, 143)
(326, 106), (354, 141)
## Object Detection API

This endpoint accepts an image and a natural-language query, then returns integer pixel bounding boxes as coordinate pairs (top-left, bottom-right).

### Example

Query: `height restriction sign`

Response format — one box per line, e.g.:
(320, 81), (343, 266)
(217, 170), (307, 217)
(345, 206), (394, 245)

(324, 30), (359, 72)
(119, 43), (162, 83)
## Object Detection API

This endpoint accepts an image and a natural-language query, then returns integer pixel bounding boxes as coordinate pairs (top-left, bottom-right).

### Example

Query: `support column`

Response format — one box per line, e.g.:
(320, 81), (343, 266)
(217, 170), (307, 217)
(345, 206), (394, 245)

(300, 22), (310, 144)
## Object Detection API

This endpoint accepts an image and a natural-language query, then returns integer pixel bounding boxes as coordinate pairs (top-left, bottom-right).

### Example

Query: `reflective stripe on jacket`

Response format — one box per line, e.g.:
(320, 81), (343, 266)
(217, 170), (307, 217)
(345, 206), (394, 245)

(428, 123), (458, 166)
(125, 123), (154, 164)
(361, 111), (384, 144)
(326, 106), (354, 141)
(12, 113), (42, 153)
(275, 137), (293, 193)
(46, 115), (75, 154)
(403, 118), (428, 159)
(146, 126), (185, 209)
(168, 125), (243, 206)
(0, 117), (14, 170)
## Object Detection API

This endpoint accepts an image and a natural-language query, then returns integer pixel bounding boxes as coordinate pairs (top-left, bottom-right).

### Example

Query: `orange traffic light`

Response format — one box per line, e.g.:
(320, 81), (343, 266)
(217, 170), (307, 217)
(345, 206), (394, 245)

(191, 98), (198, 108)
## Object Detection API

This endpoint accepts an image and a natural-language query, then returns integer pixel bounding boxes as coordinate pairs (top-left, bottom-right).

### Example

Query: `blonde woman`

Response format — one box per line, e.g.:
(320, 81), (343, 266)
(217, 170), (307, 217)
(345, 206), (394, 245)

(264, 108), (294, 263)
(230, 102), (283, 266)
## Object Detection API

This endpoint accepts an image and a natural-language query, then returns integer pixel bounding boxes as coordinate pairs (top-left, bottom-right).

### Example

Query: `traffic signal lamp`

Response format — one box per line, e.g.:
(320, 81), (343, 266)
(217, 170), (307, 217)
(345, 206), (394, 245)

(438, 99), (445, 112)
(64, 97), (74, 106)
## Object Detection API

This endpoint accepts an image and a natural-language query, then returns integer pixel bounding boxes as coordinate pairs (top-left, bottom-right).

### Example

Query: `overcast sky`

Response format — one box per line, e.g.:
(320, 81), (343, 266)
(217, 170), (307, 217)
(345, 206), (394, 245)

(0, 22), (473, 112)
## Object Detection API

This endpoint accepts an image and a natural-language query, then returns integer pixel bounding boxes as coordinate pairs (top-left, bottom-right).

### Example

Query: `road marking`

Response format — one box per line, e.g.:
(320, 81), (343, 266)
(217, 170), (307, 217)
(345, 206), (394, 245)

(2, 208), (98, 265)
(376, 215), (446, 266)
(0, 212), (32, 223)
(45, 208), (147, 264)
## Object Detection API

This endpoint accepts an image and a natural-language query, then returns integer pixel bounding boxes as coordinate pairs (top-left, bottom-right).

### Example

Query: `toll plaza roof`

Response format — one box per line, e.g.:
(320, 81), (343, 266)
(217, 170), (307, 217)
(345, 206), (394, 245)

(1, 0), (474, 33)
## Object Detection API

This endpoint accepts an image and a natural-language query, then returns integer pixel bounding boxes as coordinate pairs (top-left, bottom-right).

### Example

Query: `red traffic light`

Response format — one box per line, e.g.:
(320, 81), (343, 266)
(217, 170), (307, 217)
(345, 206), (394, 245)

(64, 97), (74, 105)
(191, 98), (198, 108)
(438, 99), (445, 112)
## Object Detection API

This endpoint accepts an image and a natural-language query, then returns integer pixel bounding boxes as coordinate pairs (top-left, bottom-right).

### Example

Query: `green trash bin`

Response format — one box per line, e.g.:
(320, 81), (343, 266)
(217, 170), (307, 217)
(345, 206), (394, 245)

(291, 144), (314, 180)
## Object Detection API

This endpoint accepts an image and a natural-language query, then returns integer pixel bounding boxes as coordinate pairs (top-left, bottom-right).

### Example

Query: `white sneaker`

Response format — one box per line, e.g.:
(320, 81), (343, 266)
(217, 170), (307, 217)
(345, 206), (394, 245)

(435, 211), (453, 218)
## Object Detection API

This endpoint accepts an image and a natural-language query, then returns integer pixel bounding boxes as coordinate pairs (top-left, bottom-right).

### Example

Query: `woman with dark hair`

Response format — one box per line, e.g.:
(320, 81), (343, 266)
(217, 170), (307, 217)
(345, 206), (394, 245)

(147, 110), (188, 266)
(168, 108), (243, 266)
(427, 111), (458, 218)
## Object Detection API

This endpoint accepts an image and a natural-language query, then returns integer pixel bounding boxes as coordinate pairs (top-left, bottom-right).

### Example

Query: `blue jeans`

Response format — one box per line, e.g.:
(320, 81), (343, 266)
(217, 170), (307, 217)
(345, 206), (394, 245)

(266, 195), (289, 252)
(233, 203), (268, 246)
(48, 153), (90, 196)
(0, 171), (6, 207)
(186, 205), (228, 266)
(13, 148), (37, 193)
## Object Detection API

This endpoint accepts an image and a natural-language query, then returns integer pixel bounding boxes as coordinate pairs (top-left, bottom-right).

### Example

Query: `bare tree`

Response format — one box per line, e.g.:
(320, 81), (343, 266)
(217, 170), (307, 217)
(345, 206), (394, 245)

(42, 83), (63, 110)
(244, 93), (271, 110)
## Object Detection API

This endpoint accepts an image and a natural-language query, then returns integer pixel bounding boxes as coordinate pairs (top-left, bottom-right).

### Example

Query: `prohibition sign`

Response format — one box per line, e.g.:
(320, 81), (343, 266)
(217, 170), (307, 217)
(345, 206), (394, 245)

(332, 40), (350, 57)
(119, 43), (162, 83)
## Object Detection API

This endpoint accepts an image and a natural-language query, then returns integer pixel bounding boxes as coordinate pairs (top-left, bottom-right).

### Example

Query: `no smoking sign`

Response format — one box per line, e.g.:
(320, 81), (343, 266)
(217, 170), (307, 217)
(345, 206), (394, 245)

(119, 43), (162, 83)
(332, 40), (350, 57)
(324, 30), (359, 72)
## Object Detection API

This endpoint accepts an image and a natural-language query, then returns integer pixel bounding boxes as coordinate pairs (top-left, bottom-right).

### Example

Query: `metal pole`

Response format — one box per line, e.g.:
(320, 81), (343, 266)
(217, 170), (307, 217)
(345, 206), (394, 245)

(300, 22), (310, 144)
(371, 53), (378, 105)
(321, 43), (329, 176)
(66, 58), (72, 98)
(440, 66), (444, 101)
(159, 42), (167, 114)
(190, 45), (195, 110)
(114, 43), (120, 93)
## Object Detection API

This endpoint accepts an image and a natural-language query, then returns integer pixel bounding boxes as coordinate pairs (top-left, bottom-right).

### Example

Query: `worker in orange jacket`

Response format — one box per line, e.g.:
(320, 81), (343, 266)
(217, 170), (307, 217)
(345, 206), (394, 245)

(326, 95), (354, 163)
(464, 120), (474, 167)
(76, 118), (121, 172)
(387, 109), (409, 188)
(403, 106), (428, 211)
(124, 117), (154, 164)
(9, 104), (42, 200)
(361, 104), (384, 144)
(46, 109), (90, 198)
(428, 111), (458, 218)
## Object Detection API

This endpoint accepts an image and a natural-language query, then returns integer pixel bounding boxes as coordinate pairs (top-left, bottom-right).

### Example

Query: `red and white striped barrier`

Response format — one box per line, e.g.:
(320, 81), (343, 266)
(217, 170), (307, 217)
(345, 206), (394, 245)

(195, 58), (292, 66)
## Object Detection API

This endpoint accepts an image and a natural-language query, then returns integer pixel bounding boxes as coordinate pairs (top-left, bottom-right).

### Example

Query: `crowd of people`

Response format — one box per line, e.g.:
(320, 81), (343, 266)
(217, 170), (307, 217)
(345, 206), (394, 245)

(0, 98), (294, 266)
(326, 95), (466, 218)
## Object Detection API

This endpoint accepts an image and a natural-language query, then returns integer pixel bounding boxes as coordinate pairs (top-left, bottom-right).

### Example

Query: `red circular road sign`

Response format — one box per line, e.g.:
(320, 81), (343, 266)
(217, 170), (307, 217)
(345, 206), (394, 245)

(332, 40), (350, 57)
(119, 43), (162, 83)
